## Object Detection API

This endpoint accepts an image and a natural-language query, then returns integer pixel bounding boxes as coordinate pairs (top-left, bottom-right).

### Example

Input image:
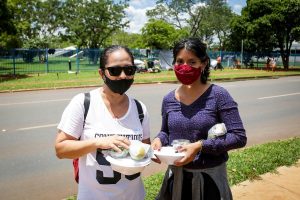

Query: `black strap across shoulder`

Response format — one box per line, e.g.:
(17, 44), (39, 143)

(83, 93), (144, 126)
(134, 99), (144, 124)
(83, 92), (90, 127)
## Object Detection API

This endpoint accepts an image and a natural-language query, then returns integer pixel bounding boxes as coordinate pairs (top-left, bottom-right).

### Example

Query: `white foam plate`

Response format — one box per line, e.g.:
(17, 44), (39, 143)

(105, 155), (151, 175)
(106, 155), (151, 167)
(154, 146), (185, 165)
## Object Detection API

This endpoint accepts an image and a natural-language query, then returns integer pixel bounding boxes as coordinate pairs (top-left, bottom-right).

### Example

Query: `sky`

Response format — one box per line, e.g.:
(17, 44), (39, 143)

(124, 0), (246, 33)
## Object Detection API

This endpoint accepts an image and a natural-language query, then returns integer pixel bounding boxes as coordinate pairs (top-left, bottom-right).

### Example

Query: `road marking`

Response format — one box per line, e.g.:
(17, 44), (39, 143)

(0, 99), (70, 106)
(16, 123), (58, 131)
(258, 92), (300, 100)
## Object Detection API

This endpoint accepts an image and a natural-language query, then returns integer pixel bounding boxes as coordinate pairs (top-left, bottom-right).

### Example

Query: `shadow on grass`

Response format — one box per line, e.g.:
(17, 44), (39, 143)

(0, 74), (30, 83)
(0, 66), (14, 71)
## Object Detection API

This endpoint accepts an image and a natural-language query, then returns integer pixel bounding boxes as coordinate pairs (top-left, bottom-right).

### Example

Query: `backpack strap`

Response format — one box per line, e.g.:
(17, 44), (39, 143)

(83, 94), (141, 126)
(134, 99), (144, 124)
(83, 92), (90, 128)
(74, 92), (90, 184)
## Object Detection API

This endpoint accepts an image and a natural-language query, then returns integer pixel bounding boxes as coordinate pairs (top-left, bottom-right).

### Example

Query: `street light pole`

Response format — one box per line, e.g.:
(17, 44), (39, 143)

(241, 39), (244, 66)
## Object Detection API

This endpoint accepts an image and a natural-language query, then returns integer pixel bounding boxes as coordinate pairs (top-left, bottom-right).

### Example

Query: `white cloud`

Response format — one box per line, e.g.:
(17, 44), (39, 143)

(129, 0), (155, 9)
(232, 4), (243, 14)
(124, 1), (155, 33)
(227, 0), (246, 14)
(124, 6), (148, 33)
(124, 1), (244, 33)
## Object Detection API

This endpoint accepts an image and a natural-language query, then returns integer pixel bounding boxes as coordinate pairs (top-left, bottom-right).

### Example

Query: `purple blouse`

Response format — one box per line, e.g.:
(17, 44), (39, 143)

(156, 84), (247, 169)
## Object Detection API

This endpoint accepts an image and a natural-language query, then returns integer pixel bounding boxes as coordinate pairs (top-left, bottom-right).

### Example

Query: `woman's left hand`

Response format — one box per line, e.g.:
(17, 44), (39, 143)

(174, 141), (202, 166)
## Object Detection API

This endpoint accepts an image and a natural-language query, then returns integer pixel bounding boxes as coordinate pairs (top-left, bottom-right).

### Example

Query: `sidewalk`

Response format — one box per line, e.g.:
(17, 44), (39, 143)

(231, 160), (300, 200)
(143, 160), (300, 200)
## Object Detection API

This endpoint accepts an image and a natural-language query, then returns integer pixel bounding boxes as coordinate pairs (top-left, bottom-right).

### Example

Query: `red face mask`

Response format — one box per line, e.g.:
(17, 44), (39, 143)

(174, 64), (201, 85)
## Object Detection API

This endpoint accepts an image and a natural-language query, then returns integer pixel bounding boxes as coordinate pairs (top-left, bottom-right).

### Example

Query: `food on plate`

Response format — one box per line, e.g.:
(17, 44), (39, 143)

(104, 147), (129, 158)
(171, 139), (190, 150)
(129, 140), (147, 160)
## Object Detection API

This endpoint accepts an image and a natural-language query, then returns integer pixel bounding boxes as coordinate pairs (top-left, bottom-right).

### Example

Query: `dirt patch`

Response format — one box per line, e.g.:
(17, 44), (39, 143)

(0, 74), (30, 83)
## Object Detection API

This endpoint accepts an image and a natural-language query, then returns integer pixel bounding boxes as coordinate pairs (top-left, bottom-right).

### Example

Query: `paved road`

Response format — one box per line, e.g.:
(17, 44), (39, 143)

(0, 76), (300, 200)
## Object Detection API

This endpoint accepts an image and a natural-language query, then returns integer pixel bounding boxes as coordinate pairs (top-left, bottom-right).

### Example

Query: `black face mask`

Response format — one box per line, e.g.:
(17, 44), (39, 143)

(103, 74), (134, 95)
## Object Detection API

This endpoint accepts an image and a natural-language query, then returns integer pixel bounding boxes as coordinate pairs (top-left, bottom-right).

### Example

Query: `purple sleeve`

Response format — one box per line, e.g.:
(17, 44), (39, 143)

(202, 87), (247, 154)
(156, 97), (169, 146)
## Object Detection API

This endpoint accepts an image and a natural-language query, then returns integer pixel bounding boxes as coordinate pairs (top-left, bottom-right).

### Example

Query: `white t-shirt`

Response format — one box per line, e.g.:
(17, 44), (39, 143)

(58, 88), (150, 200)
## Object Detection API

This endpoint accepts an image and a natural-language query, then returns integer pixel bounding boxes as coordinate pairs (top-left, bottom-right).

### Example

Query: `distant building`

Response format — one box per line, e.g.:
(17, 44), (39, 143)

(291, 42), (300, 54)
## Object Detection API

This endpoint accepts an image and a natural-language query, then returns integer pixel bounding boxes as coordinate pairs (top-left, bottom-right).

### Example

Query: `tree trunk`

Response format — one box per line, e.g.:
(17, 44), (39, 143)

(89, 42), (99, 65)
(279, 44), (290, 70)
(281, 54), (289, 70)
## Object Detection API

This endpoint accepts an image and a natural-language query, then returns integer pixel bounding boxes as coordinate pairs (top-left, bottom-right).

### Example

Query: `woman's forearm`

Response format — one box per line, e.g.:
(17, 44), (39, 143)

(55, 139), (97, 159)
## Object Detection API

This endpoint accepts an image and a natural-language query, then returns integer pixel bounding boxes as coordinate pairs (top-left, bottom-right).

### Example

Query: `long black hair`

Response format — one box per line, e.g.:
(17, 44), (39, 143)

(173, 38), (210, 84)
(99, 45), (134, 69)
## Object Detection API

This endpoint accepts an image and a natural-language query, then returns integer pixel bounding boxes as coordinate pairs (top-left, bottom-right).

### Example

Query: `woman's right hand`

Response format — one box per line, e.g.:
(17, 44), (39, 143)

(95, 135), (130, 152)
(151, 137), (162, 150)
(151, 138), (162, 163)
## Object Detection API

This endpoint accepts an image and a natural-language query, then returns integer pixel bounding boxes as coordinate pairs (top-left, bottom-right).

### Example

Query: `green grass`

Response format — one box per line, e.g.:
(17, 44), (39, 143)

(1, 68), (300, 92)
(0, 56), (99, 73)
(65, 137), (300, 200)
(143, 137), (300, 200)
(2, 55), (300, 72)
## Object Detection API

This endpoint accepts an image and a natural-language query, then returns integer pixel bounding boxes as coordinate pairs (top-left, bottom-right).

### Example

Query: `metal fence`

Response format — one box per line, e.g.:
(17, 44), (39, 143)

(0, 48), (160, 75)
(0, 48), (299, 75)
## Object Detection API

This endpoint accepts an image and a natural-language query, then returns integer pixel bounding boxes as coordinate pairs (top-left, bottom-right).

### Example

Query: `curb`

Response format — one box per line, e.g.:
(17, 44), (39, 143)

(0, 74), (299, 93)
(0, 85), (101, 93)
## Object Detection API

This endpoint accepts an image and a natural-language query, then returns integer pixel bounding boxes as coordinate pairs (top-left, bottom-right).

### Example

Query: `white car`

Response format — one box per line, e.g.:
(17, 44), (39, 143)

(134, 59), (147, 73)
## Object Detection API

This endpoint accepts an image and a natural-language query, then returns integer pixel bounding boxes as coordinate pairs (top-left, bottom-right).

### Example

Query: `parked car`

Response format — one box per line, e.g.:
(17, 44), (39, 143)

(134, 59), (147, 73)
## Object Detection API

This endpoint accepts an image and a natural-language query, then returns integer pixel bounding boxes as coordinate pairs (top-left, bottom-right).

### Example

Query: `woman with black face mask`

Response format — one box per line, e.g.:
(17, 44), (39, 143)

(55, 45), (151, 200)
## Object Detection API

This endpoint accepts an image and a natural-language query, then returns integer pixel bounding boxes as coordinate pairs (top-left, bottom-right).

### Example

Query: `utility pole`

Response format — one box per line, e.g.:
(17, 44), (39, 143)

(241, 39), (244, 66)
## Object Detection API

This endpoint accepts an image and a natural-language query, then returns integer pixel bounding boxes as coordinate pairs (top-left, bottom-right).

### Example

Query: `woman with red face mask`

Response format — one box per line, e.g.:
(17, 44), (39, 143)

(151, 38), (247, 200)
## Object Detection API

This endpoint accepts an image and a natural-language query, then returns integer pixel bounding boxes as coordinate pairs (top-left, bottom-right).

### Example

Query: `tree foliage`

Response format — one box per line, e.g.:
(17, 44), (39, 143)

(9, 0), (40, 42)
(0, 0), (19, 49)
(108, 31), (146, 49)
(146, 0), (234, 48)
(141, 19), (185, 49)
(3, 0), (129, 49)
(205, 0), (235, 50)
(36, 0), (64, 37)
(62, 0), (129, 49)
(0, 0), (15, 35)
(229, 0), (300, 69)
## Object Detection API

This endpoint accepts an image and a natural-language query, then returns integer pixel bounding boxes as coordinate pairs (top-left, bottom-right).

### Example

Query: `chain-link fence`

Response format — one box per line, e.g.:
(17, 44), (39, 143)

(0, 48), (299, 75)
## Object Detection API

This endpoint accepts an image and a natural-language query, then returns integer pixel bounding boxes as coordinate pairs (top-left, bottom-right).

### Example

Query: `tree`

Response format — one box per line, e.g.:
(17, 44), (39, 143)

(9, 0), (40, 43)
(108, 31), (146, 49)
(0, 0), (15, 35)
(62, 0), (129, 49)
(147, 0), (190, 29)
(4, 0), (63, 49)
(205, 0), (235, 50)
(233, 0), (300, 69)
(0, 0), (19, 49)
(146, 0), (233, 48)
(141, 19), (183, 49)
(59, 0), (130, 64)
(36, 0), (64, 39)
(147, 0), (208, 35)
